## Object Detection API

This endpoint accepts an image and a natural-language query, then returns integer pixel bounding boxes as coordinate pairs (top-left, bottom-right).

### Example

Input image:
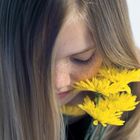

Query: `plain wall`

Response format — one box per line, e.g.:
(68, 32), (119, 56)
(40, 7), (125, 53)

(127, 0), (140, 48)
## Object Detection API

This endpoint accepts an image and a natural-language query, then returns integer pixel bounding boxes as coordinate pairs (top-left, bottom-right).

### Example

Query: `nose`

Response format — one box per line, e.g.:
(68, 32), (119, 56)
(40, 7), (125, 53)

(55, 62), (71, 92)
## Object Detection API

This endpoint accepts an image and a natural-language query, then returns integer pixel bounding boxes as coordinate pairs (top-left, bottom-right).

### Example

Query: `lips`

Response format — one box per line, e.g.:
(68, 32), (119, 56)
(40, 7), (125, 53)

(57, 90), (72, 99)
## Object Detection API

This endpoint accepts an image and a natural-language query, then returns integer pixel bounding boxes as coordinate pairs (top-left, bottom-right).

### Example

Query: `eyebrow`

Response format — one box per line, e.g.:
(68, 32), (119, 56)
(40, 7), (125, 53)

(71, 47), (96, 56)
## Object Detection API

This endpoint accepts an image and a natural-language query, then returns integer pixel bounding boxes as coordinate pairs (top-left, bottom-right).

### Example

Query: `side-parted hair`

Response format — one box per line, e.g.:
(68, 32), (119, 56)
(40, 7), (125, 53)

(0, 0), (140, 140)
(0, 0), (67, 139)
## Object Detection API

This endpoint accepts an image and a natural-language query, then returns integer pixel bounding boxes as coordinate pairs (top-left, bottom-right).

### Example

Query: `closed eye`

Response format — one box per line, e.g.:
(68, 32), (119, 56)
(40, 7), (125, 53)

(70, 53), (95, 65)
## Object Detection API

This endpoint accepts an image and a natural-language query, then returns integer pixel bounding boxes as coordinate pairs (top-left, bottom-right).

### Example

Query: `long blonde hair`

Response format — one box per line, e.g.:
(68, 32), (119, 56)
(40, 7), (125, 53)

(54, 0), (140, 139)
(0, 0), (66, 140)
(0, 0), (139, 140)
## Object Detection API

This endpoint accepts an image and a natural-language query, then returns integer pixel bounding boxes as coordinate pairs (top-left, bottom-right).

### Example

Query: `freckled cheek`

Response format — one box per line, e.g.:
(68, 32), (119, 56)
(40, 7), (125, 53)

(71, 56), (102, 82)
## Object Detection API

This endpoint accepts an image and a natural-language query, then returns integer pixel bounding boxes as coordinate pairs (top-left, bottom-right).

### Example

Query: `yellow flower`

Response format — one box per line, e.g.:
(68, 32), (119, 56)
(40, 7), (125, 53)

(73, 78), (131, 96)
(60, 105), (86, 116)
(98, 67), (140, 84)
(73, 67), (140, 97)
(73, 78), (111, 96)
(78, 96), (125, 127)
(61, 67), (140, 127)
(106, 92), (140, 112)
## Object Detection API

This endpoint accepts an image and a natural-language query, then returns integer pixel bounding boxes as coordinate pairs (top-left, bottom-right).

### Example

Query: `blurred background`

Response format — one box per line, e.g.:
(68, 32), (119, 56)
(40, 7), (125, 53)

(127, 0), (140, 48)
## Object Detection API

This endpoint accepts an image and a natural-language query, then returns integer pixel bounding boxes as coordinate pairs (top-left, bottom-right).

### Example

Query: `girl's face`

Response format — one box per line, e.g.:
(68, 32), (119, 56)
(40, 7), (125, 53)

(54, 20), (102, 106)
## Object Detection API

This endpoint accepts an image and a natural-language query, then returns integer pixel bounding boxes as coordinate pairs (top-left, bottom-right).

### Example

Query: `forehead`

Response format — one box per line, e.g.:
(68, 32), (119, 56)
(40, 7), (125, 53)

(54, 20), (94, 58)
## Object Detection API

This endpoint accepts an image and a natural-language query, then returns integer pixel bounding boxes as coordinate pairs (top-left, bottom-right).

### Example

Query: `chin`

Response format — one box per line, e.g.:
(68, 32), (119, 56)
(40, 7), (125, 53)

(60, 90), (96, 106)
(59, 90), (80, 106)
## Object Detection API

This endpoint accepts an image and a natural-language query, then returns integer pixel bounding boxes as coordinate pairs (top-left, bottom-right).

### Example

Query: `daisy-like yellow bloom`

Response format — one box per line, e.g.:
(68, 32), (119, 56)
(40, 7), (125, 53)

(98, 67), (140, 84)
(73, 78), (111, 96)
(78, 96), (125, 127)
(77, 93), (139, 126)
(61, 67), (140, 127)
(73, 78), (131, 96)
(73, 67), (140, 96)
(60, 105), (86, 116)
(106, 92), (140, 112)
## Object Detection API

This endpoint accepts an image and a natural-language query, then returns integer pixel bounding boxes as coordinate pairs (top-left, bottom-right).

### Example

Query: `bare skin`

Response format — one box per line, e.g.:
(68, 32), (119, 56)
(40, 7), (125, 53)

(54, 17), (102, 123)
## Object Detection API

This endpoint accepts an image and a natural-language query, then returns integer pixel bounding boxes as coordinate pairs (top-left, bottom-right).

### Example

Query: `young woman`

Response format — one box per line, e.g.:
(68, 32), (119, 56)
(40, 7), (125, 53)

(0, 0), (140, 140)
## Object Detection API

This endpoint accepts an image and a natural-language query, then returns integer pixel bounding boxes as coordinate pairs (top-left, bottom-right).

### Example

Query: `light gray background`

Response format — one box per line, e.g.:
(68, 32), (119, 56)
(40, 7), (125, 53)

(127, 0), (140, 48)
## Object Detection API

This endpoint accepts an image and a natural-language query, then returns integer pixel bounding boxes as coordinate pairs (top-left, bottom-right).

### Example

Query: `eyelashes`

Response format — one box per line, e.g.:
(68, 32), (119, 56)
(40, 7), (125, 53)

(70, 53), (95, 65)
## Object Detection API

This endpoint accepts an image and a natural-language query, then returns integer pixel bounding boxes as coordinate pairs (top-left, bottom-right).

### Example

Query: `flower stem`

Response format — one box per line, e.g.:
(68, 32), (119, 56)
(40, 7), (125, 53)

(84, 123), (107, 140)
(84, 122), (96, 140)
(98, 126), (107, 140)
(90, 125), (100, 140)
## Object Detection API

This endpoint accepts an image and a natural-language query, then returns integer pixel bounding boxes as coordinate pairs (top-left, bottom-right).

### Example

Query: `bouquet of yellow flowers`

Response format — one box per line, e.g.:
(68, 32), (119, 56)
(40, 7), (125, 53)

(61, 66), (140, 140)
